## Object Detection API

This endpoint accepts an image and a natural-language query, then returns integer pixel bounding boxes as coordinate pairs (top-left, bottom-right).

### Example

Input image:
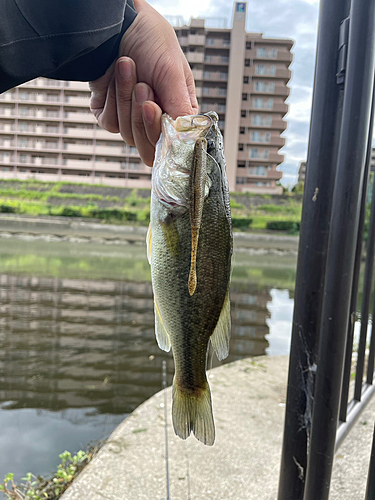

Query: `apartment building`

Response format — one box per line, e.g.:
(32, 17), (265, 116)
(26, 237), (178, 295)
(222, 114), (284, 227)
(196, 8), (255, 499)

(0, 2), (292, 193)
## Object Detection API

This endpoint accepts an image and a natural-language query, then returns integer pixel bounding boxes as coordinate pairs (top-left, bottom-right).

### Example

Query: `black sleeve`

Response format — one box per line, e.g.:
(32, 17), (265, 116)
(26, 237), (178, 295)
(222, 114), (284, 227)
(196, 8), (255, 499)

(0, 0), (137, 93)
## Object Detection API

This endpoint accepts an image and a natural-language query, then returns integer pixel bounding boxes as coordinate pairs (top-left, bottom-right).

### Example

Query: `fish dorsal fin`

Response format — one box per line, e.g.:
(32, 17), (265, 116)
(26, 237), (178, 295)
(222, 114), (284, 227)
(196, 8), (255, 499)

(146, 223), (152, 264)
(154, 299), (171, 352)
(210, 290), (231, 361)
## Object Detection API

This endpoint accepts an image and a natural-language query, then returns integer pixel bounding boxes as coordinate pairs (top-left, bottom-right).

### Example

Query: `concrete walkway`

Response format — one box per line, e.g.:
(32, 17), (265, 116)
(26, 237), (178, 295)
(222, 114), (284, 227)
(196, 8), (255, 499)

(60, 356), (375, 500)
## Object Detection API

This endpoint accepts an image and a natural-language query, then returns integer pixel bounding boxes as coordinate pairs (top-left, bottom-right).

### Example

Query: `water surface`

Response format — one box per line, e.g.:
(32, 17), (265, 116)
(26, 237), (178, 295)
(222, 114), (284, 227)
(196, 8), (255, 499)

(0, 236), (296, 483)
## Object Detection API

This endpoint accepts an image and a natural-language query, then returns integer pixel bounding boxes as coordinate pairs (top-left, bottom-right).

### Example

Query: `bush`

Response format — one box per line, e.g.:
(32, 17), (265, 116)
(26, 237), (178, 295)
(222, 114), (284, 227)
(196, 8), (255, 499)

(266, 221), (300, 232)
(60, 207), (82, 217)
(0, 204), (16, 213)
(232, 217), (253, 229)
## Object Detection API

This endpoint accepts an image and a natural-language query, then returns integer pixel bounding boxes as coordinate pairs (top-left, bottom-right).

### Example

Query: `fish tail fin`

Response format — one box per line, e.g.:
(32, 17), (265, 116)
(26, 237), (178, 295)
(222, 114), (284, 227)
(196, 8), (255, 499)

(172, 379), (215, 446)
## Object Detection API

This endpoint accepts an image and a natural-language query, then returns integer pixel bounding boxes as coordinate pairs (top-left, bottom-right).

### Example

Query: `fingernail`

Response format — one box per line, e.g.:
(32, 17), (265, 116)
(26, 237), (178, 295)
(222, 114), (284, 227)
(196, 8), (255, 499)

(143, 102), (155, 124)
(119, 58), (133, 80)
(135, 84), (149, 103)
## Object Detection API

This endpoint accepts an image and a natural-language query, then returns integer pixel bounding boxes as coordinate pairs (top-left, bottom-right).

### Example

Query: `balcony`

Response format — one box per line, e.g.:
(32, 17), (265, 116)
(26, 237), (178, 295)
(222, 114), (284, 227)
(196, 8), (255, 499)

(205, 38), (230, 49)
(192, 69), (204, 80)
(188, 34), (205, 45)
(94, 145), (123, 156)
(246, 66), (292, 80)
(63, 112), (96, 123)
(64, 143), (95, 154)
(203, 71), (228, 81)
(64, 96), (91, 108)
(204, 55), (229, 65)
(245, 49), (293, 63)
(95, 129), (122, 141)
(63, 159), (94, 170)
(63, 81), (90, 91)
(186, 52), (204, 63)
(243, 101), (288, 114)
(237, 150), (284, 163)
(202, 87), (227, 98)
(64, 128), (95, 139)
(201, 103), (226, 114)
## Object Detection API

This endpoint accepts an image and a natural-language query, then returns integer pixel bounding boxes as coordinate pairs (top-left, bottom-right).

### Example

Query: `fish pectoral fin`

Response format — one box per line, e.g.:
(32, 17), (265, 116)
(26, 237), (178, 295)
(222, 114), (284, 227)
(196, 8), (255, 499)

(146, 223), (152, 265)
(172, 379), (215, 446)
(154, 299), (171, 352)
(210, 290), (231, 361)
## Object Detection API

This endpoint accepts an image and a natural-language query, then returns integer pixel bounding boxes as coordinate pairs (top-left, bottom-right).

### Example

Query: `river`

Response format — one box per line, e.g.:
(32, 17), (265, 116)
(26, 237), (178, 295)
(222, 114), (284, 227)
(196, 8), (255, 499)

(0, 235), (297, 484)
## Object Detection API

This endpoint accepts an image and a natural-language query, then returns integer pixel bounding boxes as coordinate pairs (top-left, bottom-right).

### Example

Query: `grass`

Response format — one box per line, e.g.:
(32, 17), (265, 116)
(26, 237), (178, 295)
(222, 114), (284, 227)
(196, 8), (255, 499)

(0, 178), (304, 231)
(0, 444), (102, 500)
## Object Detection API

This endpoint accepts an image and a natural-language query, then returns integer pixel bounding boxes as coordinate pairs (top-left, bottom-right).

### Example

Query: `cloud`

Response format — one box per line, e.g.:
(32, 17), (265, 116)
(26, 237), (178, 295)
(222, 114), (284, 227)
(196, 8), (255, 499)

(151, 0), (321, 186)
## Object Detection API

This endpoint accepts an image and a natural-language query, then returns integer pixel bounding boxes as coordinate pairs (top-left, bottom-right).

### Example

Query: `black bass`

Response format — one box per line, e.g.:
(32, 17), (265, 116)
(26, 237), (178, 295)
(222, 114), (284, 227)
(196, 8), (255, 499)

(147, 112), (232, 446)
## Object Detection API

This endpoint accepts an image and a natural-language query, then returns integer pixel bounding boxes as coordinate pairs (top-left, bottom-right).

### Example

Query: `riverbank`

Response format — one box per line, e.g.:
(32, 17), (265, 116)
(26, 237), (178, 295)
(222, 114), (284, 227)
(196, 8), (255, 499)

(0, 178), (302, 230)
(0, 214), (299, 254)
(60, 356), (375, 500)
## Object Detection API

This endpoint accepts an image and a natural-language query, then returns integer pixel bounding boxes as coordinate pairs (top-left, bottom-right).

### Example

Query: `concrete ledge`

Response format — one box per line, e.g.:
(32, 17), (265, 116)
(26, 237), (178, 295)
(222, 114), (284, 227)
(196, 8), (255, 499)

(0, 215), (299, 250)
(60, 354), (375, 499)
(61, 356), (289, 500)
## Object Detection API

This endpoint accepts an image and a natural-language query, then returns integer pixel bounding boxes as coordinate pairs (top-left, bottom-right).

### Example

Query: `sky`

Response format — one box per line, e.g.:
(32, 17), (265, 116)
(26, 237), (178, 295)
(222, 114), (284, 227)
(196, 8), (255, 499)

(149, 0), (321, 187)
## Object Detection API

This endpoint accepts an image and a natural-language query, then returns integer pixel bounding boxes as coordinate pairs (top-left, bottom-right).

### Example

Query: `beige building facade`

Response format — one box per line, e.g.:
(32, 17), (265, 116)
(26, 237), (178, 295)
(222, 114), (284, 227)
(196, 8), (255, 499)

(0, 2), (292, 194)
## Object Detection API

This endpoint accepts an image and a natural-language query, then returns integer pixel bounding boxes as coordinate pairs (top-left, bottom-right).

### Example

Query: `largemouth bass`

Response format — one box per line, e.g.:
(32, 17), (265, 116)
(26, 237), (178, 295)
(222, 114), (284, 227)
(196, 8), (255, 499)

(147, 112), (232, 446)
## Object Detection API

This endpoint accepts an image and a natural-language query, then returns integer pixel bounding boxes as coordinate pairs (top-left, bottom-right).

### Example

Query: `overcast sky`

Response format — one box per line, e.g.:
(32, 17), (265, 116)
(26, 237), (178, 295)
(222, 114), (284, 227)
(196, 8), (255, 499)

(150, 0), (321, 186)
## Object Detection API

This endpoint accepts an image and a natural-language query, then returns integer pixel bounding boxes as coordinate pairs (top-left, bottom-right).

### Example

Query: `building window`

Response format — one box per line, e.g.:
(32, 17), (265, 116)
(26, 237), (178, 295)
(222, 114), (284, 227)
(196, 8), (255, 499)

(257, 48), (278, 58)
(248, 165), (267, 176)
(241, 110), (247, 118)
(238, 144), (244, 151)
(249, 148), (269, 159)
(242, 93), (248, 101)
(240, 127), (245, 134)
(255, 81), (275, 92)
(236, 177), (247, 184)
(252, 114), (272, 126)
(20, 155), (27, 163)
(238, 163), (246, 168)
(253, 98), (263, 109)
(243, 76), (249, 84)
(255, 64), (276, 76)
(246, 41), (251, 49)
(245, 59), (250, 67)
(251, 131), (271, 143)
(206, 38), (214, 46)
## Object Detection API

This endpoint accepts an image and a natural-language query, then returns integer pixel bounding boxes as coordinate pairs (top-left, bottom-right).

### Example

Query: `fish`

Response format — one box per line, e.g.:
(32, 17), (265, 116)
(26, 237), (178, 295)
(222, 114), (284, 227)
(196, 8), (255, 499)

(147, 111), (232, 446)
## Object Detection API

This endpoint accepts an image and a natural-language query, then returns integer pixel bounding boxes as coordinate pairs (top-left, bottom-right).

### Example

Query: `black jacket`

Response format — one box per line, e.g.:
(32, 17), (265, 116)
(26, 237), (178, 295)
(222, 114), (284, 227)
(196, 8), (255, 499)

(0, 0), (137, 93)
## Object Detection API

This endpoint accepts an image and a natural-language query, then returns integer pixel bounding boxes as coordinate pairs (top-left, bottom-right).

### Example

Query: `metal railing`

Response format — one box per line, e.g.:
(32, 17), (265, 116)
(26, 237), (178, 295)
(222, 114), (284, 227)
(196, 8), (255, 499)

(277, 0), (375, 499)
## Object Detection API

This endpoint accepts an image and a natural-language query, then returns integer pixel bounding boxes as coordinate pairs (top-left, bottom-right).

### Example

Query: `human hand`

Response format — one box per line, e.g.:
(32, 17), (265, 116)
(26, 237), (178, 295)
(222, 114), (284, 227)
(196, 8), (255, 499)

(89, 0), (198, 167)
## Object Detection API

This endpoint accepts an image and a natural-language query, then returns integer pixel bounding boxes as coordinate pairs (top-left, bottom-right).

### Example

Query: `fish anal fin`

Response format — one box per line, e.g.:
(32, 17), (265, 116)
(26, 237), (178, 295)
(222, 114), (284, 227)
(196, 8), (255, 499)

(210, 290), (231, 361)
(146, 223), (152, 264)
(154, 299), (171, 352)
(172, 379), (215, 446)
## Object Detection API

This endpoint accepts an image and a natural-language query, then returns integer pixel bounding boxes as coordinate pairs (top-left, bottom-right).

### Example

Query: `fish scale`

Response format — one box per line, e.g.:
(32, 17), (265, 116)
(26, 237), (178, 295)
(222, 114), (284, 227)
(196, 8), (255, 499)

(147, 112), (232, 445)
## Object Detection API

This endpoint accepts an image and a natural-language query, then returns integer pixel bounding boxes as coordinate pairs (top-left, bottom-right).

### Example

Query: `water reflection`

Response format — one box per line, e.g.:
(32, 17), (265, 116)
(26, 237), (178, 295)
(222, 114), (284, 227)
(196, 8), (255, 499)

(0, 238), (296, 483)
(0, 274), (283, 416)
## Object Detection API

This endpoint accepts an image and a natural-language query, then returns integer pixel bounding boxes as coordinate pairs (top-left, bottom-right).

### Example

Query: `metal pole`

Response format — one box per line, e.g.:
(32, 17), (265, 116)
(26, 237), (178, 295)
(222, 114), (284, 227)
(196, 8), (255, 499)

(277, 0), (350, 498)
(354, 89), (375, 400)
(365, 422), (375, 500)
(341, 84), (375, 417)
(303, 1), (375, 498)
